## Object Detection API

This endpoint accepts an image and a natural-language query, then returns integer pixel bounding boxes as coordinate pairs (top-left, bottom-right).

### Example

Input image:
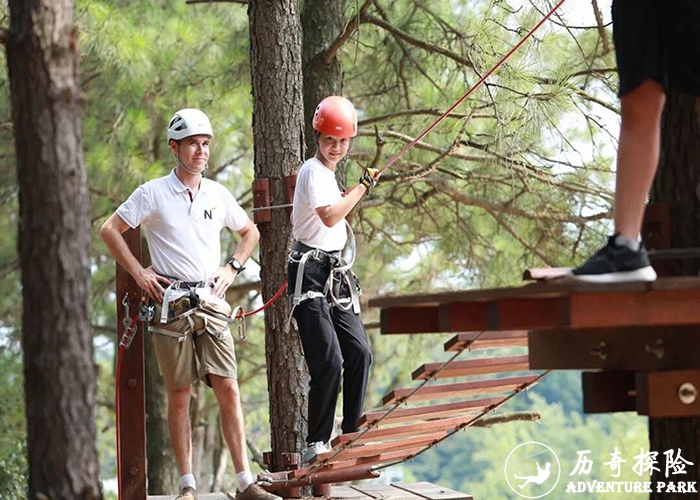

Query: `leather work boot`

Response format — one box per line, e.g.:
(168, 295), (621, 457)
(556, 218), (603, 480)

(226, 484), (282, 500)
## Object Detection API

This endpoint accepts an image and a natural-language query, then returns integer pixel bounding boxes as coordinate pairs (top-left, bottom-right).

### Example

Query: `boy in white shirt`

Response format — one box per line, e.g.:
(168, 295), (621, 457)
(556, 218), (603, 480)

(288, 97), (378, 463)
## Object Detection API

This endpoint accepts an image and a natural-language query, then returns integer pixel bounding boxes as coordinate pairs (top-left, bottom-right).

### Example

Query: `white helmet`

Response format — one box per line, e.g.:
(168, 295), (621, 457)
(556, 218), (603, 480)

(167, 108), (214, 143)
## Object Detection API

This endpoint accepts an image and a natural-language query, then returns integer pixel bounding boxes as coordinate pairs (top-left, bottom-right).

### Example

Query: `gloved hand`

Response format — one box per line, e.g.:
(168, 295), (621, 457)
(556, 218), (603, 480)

(359, 168), (380, 193)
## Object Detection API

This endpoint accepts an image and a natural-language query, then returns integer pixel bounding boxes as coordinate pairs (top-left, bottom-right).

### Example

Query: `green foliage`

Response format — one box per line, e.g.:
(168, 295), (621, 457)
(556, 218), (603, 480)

(0, 344), (27, 500)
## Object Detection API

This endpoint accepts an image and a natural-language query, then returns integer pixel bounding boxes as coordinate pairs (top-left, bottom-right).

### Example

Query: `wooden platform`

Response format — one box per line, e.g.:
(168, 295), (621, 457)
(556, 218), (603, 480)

(369, 276), (700, 419)
(371, 277), (700, 334)
(147, 482), (473, 500)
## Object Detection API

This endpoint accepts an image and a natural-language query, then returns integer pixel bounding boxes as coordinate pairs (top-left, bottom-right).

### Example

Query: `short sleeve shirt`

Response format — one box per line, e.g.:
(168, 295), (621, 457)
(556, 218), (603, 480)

(117, 169), (249, 282)
(292, 157), (347, 251)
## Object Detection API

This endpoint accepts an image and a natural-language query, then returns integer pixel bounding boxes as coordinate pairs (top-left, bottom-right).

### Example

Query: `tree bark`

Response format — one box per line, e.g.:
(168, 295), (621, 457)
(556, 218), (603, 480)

(248, 0), (308, 472)
(301, 0), (345, 159)
(648, 91), (700, 499)
(6, 0), (102, 498)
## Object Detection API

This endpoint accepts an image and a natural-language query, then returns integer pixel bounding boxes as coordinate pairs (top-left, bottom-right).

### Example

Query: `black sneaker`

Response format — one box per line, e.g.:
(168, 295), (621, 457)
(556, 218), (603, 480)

(571, 234), (657, 283)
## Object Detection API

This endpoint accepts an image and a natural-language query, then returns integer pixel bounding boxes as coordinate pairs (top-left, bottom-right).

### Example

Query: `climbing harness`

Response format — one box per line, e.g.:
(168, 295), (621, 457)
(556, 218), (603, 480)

(288, 221), (360, 324)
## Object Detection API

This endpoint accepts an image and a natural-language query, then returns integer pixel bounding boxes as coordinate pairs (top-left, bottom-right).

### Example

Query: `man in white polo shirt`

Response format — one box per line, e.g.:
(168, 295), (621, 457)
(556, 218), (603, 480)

(100, 108), (278, 500)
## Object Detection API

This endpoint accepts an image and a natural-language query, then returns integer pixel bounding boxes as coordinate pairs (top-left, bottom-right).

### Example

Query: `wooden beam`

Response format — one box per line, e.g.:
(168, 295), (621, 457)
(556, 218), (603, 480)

(412, 355), (530, 380)
(376, 279), (700, 334)
(529, 325), (700, 371)
(444, 331), (528, 351)
(116, 227), (147, 500)
(636, 370), (700, 418)
(358, 399), (495, 427)
(382, 376), (540, 405)
(582, 371), (636, 414)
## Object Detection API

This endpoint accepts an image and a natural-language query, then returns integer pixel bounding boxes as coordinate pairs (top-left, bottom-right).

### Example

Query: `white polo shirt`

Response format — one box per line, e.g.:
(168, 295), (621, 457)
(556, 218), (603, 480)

(292, 157), (347, 252)
(117, 169), (249, 282)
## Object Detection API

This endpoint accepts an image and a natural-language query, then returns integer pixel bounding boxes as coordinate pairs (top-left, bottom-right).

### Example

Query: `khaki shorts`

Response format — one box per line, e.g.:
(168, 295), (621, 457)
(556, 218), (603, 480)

(150, 293), (237, 390)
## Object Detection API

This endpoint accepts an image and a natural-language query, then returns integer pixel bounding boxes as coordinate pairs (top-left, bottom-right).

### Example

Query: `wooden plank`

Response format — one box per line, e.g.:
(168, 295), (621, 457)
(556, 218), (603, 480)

(317, 432), (447, 462)
(382, 376), (539, 405)
(331, 415), (475, 446)
(444, 331), (528, 351)
(636, 370), (700, 418)
(381, 306), (444, 334)
(529, 325), (700, 371)
(359, 399), (494, 427)
(569, 289), (700, 329)
(117, 227), (147, 500)
(582, 371), (636, 414)
(332, 486), (375, 500)
(392, 482), (474, 500)
(352, 484), (425, 500)
(412, 356), (530, 381)
(377, 280), (700, 334)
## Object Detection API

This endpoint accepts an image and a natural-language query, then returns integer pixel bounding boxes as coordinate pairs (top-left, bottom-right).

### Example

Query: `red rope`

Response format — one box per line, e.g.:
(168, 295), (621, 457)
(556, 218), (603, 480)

(235, 280), (288, 318)
(341, 0), (568, 198)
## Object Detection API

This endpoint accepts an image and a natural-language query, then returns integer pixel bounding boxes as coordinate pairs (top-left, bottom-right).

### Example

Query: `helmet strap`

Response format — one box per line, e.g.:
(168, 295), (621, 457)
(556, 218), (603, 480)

(176, 154), (207, 176)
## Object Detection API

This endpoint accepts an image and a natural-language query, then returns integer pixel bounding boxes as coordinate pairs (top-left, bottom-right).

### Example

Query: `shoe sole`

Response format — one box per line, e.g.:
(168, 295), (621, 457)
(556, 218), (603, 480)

(570, 266), (657, 283)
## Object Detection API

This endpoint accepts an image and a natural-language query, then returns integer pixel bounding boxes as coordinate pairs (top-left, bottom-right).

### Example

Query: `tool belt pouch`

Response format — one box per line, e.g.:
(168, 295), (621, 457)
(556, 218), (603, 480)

(150, 297), (193, 340)
(194, 291), (232, 339)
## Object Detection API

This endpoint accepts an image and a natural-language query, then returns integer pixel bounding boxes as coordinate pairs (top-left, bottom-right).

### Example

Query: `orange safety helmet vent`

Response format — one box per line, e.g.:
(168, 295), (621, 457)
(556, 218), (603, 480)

(312, 96), (358, 138)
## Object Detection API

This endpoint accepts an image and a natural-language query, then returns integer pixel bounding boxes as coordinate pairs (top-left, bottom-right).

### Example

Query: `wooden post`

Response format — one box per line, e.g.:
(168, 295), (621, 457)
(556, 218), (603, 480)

(116, 227), (147, 500)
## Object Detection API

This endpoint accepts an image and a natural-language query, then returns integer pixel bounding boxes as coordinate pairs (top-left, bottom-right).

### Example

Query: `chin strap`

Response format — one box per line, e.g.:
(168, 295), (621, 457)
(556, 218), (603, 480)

(177, 154), (208, 176)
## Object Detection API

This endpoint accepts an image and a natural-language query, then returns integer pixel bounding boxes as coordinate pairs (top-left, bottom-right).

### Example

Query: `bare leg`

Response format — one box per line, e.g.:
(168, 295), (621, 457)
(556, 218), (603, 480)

(168, 385), (193, 475)
(210, 375), (249, 473)
(614, 79), (666, 240)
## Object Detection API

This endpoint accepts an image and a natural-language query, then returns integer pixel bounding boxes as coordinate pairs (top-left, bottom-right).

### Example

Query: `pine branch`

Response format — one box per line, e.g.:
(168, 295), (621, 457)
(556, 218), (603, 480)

(362, 13), (474, 69)
(185, 0), (247, 4)
(324, 0), (375, 64)
(470, 411), (541, 427)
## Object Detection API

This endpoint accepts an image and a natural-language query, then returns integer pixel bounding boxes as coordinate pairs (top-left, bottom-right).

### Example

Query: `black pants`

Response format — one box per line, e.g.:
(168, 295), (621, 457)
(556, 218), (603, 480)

(288, 255), (372, 444)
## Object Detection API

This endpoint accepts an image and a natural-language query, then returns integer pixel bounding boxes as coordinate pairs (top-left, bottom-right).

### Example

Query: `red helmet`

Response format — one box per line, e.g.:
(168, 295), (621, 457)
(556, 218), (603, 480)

(312, 96), (357, 137)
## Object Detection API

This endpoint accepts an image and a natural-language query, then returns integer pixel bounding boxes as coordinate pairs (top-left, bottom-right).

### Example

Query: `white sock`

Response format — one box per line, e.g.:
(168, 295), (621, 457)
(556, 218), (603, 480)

(237, 471), (254, 492)
(614, 234), (640, 252)
(180, 473), (196, 490)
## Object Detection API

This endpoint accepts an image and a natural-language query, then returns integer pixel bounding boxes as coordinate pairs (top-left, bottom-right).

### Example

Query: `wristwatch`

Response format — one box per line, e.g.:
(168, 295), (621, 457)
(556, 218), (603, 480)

(227, 257), (246, 273)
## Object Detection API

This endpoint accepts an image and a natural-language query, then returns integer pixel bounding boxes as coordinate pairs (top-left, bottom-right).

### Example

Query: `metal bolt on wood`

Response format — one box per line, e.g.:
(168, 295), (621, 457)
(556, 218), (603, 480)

(678, 382), (697, 405)
(645, 339), (665, 360)
(589, 342), (607, 361)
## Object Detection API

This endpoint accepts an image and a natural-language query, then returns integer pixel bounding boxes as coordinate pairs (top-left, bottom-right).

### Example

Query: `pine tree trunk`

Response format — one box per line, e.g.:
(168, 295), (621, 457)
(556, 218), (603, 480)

(248, 0), (309, 471)
(6, 0), (101, 498)
(301, 0), (345, 158)
(648, 91), (700, 499)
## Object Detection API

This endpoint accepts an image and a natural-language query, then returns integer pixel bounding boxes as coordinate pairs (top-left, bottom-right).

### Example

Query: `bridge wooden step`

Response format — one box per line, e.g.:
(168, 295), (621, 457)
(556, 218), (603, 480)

(412, 355), (530, 380)
(444, 331), (528, 351)
(382, 375), (540, 405)
(358, 397), (501, 427)
(331, 415), (479, 447)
